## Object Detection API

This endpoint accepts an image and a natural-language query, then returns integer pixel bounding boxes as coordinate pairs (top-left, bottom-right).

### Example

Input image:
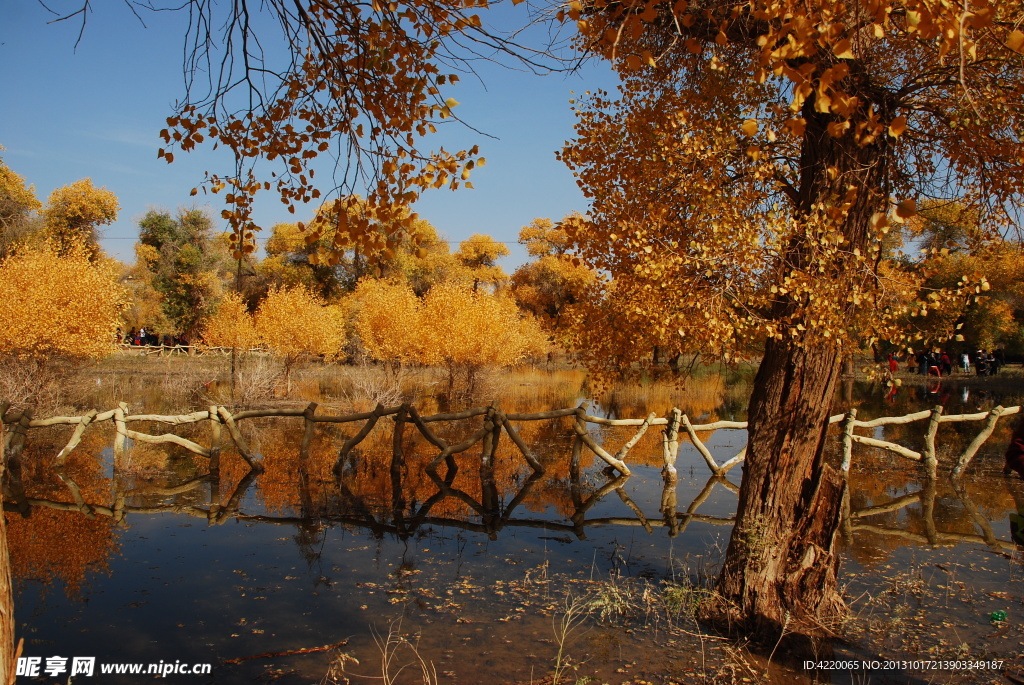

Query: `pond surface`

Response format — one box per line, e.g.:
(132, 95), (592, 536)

(6, 367), (1024, 684)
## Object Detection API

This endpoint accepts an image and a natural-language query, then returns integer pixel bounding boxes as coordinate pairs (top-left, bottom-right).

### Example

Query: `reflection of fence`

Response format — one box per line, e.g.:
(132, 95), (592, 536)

(2, 402), (1020, 487)
(10, 458), (1016, 556)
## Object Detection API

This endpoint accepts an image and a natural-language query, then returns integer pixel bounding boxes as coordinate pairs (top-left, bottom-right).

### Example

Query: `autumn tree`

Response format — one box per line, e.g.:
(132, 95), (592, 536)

(511, 215), (597, 336)
(559, 0), (1024, 636)
(0, 241), (128, 413)
(352, 279), (425, 372)
(0, 242), (126, 363)
(353, 279), (546, 397)
(418, 281), (548, 397)
(259, 221), (347, 302)
(260, 201), (456, 301)
(454, 233), (509, 292)
(41, 178), (119, 260)
(915, 240), (1024, 353)
(201, 292), (260, 351)
(0, 149), (43, 260)
(254, 286), (346, 391)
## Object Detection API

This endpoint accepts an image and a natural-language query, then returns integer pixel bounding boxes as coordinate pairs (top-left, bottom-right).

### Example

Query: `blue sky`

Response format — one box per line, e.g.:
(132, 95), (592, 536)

(0, 2), (617, 267)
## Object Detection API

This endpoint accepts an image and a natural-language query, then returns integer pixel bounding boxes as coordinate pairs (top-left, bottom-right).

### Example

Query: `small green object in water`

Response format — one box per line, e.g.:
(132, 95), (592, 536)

(990, 610), (1007, 623)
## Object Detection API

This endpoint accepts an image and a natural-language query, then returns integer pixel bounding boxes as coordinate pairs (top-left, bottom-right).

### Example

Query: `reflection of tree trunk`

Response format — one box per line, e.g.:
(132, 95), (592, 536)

(390, 406), (408, 536)
(921, 477), (937, 545)
(714, 339), (846, 636)
(839, 378), (854, 406)
(841, 354), (855, 378)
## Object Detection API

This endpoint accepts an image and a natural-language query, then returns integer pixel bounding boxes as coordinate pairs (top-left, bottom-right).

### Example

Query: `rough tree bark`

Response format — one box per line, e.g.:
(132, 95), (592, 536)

(714, 340), (847, 637)
(0, 407), (18, 683)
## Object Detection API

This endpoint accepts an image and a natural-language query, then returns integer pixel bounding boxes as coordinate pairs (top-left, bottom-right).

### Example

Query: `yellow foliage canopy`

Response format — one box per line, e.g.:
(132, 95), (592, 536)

(353, 279), (423, 366)
(42, 179), (119, 259)
(558, 0), (1024, 376)
(254, 286), (346, 363)
(0, 242), (127, 360)
(418, 281), (548, 370)
(454, 233), (509, 292)
(354, 280), (548, 380)
(202, 292), (260, 350)
(512, 215), (597, 335)
(0, 149), (42, 227)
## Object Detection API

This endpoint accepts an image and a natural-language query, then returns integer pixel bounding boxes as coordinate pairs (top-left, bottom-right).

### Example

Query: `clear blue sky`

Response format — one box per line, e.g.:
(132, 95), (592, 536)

(0, 2), (617, 268)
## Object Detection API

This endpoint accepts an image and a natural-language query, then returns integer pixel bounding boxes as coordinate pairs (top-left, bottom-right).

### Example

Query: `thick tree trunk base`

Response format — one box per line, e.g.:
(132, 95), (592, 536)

(703, 339), (849, 639)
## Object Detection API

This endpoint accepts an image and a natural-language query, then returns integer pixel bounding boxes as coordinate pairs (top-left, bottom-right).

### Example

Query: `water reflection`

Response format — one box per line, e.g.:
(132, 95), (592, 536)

(9, 421), (1021, 588)
(5, 370), (1024, 683)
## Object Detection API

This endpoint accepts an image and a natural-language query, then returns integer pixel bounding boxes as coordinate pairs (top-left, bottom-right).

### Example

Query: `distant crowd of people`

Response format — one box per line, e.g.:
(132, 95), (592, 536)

(117, 327), (189, 348)
(886, 348), (1007, 378)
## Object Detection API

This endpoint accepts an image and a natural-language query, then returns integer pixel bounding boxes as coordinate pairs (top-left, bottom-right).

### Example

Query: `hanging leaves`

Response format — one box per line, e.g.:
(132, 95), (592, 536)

(557, 0), (1024, 382)
(160, 2), (491, 256)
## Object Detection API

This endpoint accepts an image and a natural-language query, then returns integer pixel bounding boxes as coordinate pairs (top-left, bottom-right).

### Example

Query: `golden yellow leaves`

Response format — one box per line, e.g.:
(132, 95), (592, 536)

(157, 2), (489, 257)
(0, 150), (42, 219)
(831, 39), (854, 60)
(201, 293), (260, 351)
(0, 242), (128, 360)
(255, 286), (346, 362)
(354, 280), (424, 365)
(42, 179), (119, 258)
(888, 116), (908, 138)
(355, 280), (547, 373)
(893, 198), (917, 224)
(1007, 30), (1024, 53)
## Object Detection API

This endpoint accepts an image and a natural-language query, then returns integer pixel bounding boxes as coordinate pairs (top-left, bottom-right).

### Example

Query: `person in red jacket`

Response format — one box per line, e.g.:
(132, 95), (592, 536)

(1004, 415), (1024, 479)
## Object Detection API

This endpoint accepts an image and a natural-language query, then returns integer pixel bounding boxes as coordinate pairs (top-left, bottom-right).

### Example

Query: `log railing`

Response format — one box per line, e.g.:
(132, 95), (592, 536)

(2, 401), (1020, 484)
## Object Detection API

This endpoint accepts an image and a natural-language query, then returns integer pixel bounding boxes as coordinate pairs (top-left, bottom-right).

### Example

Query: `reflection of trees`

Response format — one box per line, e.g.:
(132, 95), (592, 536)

(6, 391), (1024, 592)
(5, 507), (115, 599)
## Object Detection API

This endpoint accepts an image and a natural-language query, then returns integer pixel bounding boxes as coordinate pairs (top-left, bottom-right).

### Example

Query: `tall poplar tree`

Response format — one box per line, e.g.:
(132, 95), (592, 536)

(560, 0), (1024, 635)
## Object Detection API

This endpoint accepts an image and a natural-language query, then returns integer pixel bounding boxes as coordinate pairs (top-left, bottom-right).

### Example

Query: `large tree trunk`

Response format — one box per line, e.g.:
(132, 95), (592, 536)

(706, 79), (891, 638)
(713, 338), (847, 638)
(0, 408), (18, 684)
(0, 505), (15, 684)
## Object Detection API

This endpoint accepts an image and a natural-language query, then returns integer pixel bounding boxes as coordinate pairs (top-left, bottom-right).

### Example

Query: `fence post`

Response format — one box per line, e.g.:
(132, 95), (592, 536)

(390, 404), (409, 523)
(662, 408), (681, 484)
(113, 402), (129, 456)
(299, 402), (318, 460)
(922, 405), (943, 479)
(840, 408), (858, 475)
(570, 411), (584, 494)
(951, 405), (1005, 479)
(6, 409), (32, 516)
(680, 413), (720, 475)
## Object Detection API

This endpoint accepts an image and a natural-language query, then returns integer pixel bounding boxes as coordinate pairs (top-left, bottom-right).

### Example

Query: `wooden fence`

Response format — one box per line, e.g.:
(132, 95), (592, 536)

(114, 344), (260, 356)
(2, 401), (1021, 488)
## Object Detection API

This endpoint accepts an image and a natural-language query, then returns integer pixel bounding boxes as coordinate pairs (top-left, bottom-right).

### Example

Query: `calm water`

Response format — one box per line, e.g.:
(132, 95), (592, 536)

(6, 370), (1024, 684)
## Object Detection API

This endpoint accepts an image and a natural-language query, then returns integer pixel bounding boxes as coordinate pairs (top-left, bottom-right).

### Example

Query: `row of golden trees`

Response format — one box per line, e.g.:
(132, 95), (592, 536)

(1, 145), (1023, 398)
(0, 149), (601, 402)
